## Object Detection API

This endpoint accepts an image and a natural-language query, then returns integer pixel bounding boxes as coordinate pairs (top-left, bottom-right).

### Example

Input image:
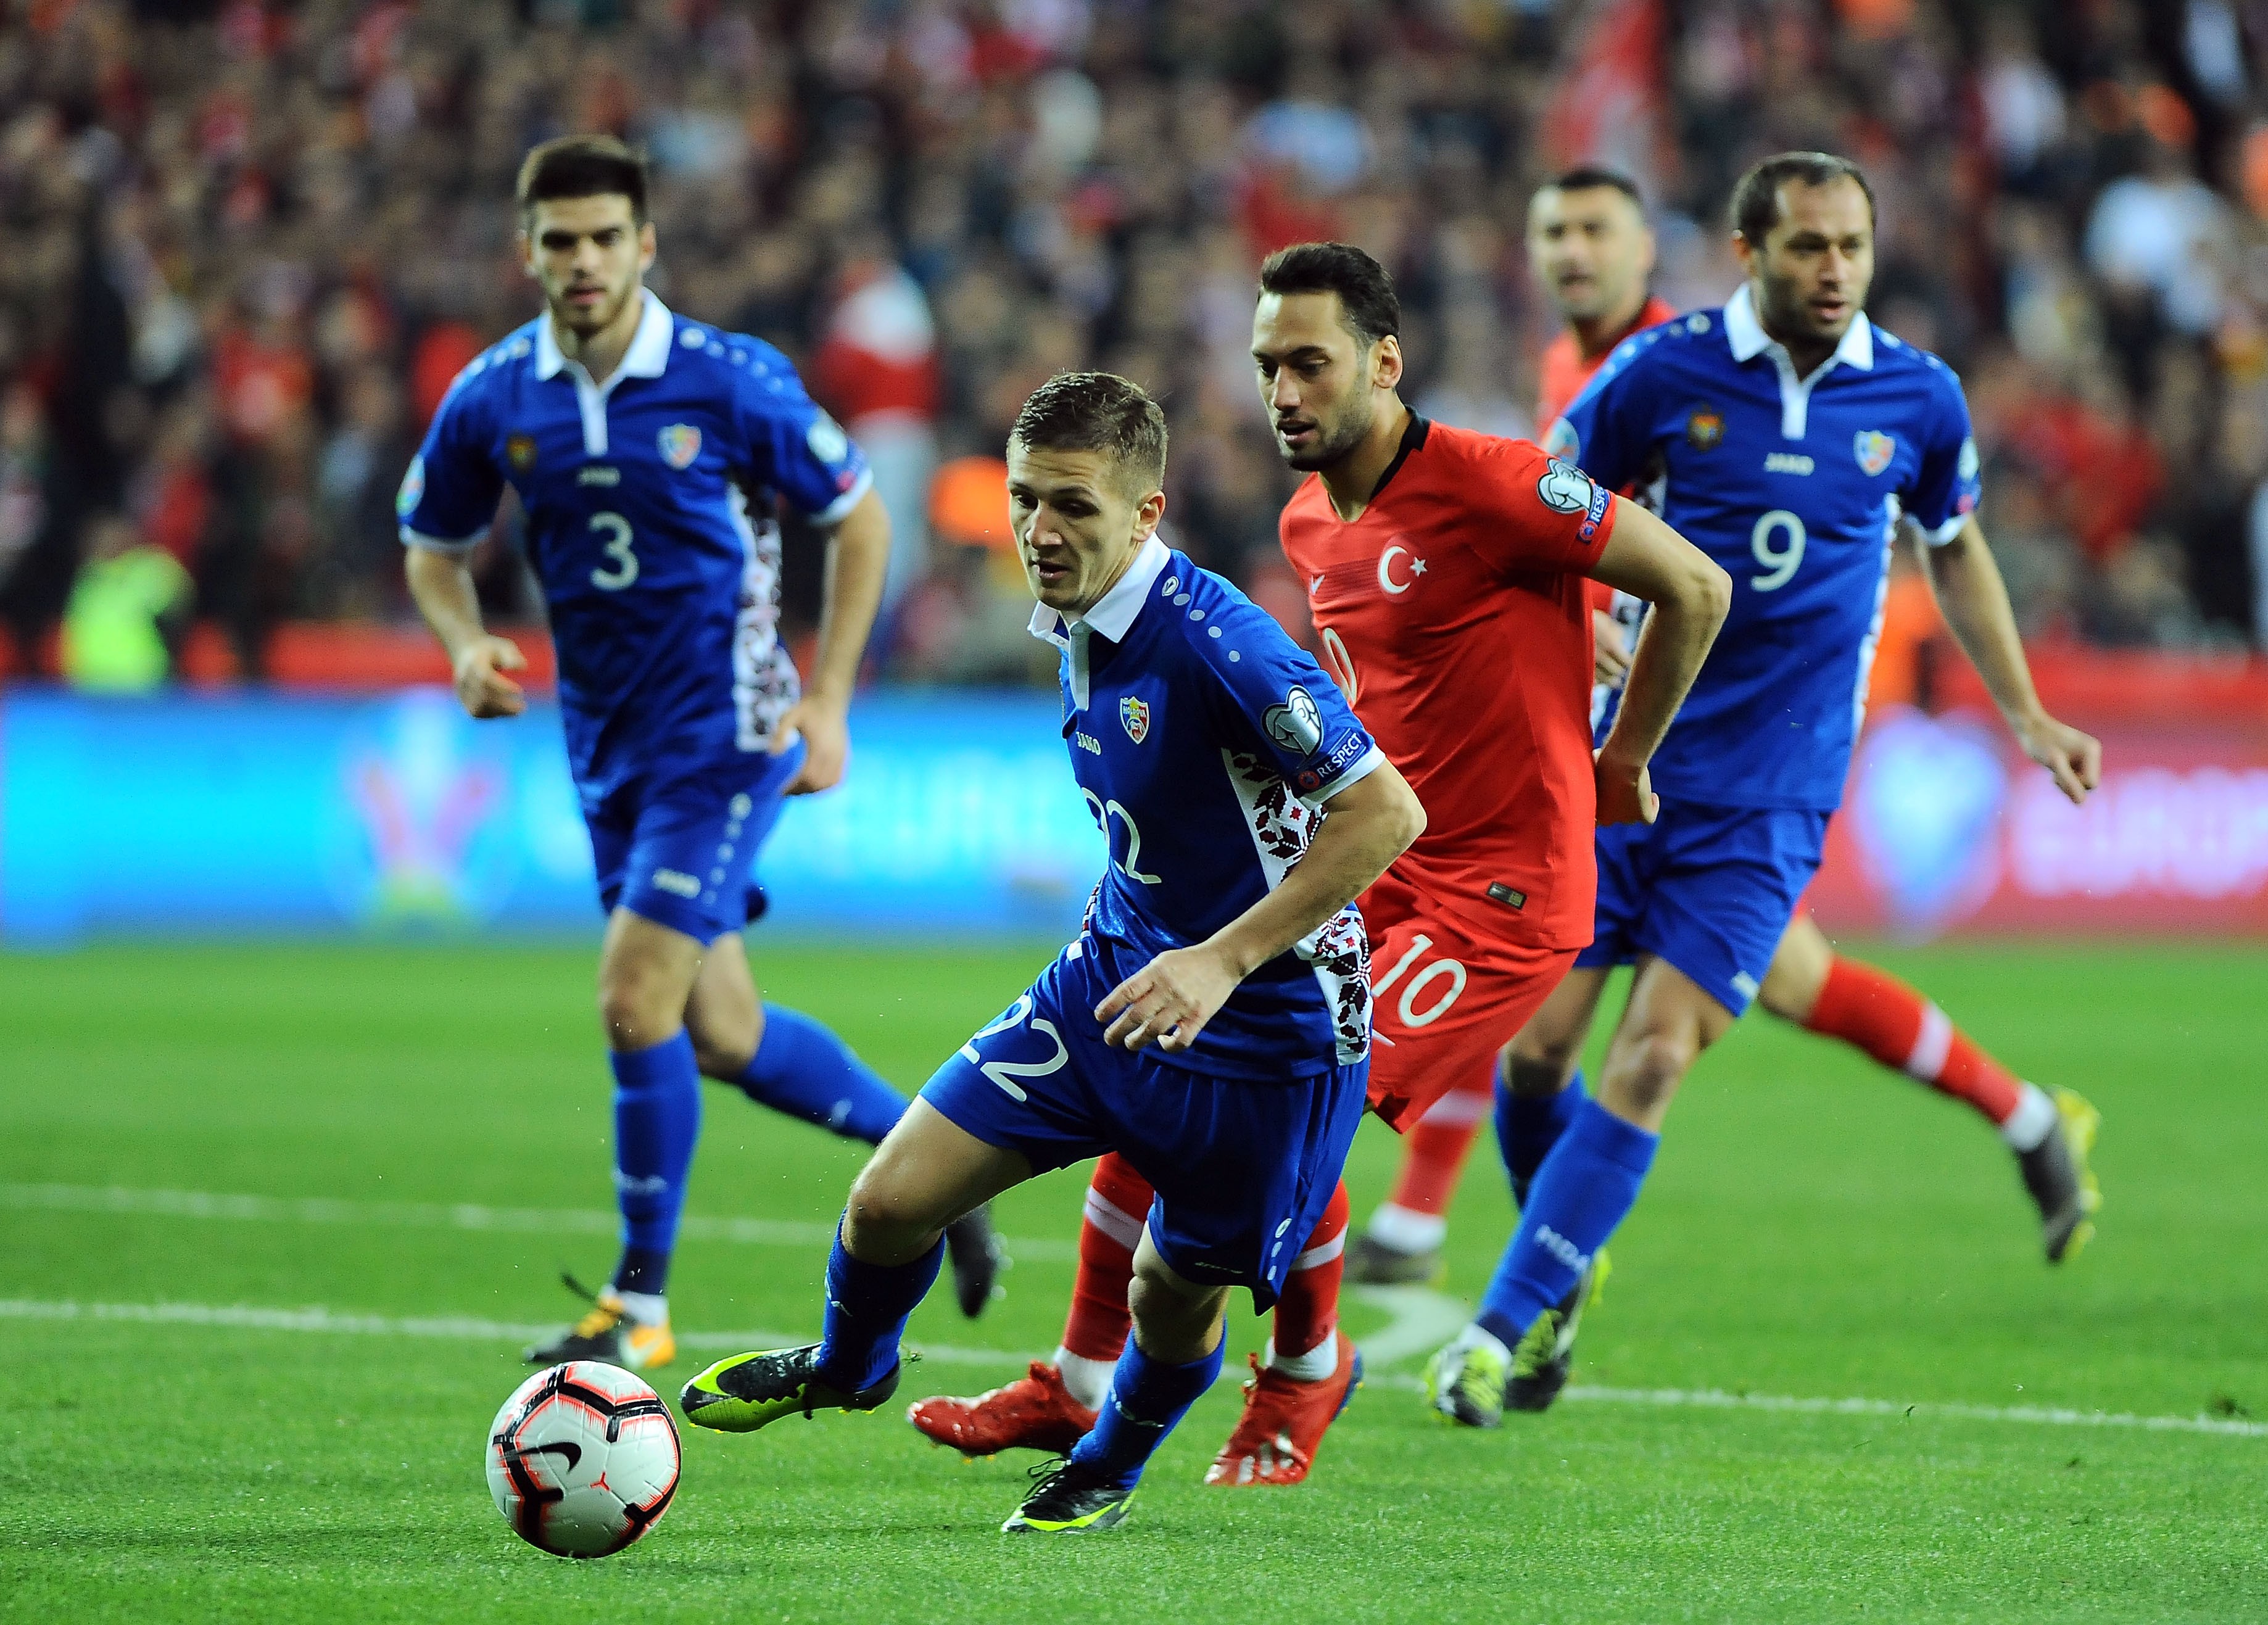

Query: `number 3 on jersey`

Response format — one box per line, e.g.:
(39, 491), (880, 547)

(589, 511), (638, 590)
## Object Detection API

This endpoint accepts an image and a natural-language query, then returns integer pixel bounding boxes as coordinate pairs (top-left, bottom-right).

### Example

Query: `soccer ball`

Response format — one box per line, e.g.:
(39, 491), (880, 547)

(486, 1361), (681, 1558)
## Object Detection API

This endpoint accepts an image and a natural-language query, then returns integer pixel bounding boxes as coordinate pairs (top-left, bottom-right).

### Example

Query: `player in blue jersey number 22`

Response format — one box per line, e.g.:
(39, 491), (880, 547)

(399, 136), (1001, 1375)
(680, 373), (1427, 1535)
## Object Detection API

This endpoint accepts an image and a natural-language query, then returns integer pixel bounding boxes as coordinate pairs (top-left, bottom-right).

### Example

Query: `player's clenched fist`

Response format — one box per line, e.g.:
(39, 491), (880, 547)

(773, 695), (850, 796)
(1096, 945), (1240, 1052)
(1592, 747), (1657, 827)
(452, 635), (528, 719)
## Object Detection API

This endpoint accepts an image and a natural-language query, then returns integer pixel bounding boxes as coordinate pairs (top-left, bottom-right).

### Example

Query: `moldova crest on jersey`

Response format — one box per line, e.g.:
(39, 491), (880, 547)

(1119, 694), (1150, 743)
(1855, 429), (1896, 476)
(659, 424), (702, 469)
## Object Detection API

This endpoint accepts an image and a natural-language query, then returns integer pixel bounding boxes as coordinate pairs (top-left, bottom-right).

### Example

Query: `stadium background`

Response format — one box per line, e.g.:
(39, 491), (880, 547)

(5, 5), (2267, 1618)
(0, 0), (2264, 946)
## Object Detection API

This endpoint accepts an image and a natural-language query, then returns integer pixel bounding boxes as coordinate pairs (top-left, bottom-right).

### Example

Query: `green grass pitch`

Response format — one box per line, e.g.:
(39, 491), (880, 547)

(2, 938), (2264, 1622)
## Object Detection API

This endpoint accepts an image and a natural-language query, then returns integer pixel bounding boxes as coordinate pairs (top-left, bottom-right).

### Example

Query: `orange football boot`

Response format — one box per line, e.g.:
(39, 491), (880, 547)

(1204, 1333), (1364, 1487)
(906, 1361), (1098, 1457)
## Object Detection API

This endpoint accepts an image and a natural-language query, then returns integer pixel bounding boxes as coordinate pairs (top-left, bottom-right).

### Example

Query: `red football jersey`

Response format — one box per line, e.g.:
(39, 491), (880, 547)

(1540, 297), (1675, 618)
(1536, 295), (1678, 427)
(1279, 416), (1619, 951)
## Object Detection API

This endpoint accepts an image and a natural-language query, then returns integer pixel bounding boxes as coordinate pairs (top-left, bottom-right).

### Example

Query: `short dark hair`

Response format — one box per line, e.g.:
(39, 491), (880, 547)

(1731, 152), (1875, 245)
(1543, 166), (1644, 207)
(1009, 372), (1169, 494)
(1257, 241), (1400, 348)
(516, 134), (650, 225)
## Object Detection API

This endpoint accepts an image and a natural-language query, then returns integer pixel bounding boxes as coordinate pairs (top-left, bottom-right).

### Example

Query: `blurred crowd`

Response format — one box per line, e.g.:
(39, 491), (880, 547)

(2, 0), (2266, 687)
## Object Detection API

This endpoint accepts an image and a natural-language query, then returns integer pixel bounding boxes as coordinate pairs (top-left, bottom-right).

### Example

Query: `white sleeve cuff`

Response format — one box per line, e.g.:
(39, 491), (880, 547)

(807, 465), (874, 527)
(400, 526), (487, 556)
(1922, 512), (1970, 546)
(1300, 743), (1387, 812)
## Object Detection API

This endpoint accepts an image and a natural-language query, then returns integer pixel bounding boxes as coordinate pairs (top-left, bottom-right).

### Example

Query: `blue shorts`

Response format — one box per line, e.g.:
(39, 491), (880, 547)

(1575, 800), (1832, 1016)
(921, 941), (1368, 1311)
(584, 742), (805, 944)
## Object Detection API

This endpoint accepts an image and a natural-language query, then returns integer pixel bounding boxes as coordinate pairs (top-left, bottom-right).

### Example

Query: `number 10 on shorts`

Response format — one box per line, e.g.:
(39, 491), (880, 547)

(1372, 935), (1467, 1029)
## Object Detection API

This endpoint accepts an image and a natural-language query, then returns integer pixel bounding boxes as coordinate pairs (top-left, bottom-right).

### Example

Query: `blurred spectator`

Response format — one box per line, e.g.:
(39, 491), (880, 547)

(0, 0), (2262, 679)
(60, 513), (191, 692)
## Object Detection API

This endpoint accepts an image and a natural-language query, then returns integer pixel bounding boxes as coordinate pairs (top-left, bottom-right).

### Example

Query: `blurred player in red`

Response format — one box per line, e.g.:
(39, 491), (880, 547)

(905, 241), (1728, 1485)
(1350, 168), (2100, 1290)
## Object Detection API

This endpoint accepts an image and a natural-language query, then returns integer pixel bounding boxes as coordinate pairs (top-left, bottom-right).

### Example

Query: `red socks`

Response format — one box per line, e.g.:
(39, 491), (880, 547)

(1056, 1159), (1352, 1376)
(1060, 1152), (1149, 1364)
(1383, 1075), (1493, 1218)
(1271, 1181), (1350, 1363)
(1805, 955), (2022, 1126)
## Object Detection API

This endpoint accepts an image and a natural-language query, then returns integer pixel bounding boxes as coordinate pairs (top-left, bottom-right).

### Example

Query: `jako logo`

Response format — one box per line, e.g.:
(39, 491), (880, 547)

(1534, 1225), (1591, 1273)
(651, 869), (703, 898)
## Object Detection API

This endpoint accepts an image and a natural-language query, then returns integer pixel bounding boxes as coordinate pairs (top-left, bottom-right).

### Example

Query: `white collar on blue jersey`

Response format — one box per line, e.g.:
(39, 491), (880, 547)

(1026, 532), (1172, 648)
(1723, 282), (1873, 373)
(534, 289), (676, 384)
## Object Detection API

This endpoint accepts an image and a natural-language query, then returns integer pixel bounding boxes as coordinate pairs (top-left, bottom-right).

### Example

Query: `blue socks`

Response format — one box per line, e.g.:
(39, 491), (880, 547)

(1476, 1098), (1657, 1351)
(610, 1031), (703, 1294)
(733, 1007), (908, 1145)
(1069, 1336), (1227, 1491)
(1496, 1065), (1590, 1208)
(816, 1223), (943, 1391)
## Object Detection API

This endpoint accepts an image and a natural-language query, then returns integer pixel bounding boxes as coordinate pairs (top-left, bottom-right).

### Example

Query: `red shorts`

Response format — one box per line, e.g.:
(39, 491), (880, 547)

(1361, 870), (1580, 1133)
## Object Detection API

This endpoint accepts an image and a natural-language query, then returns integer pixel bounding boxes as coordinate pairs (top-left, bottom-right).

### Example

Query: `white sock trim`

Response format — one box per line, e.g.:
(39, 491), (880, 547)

(611, 1289), (667, 1328)
(1451, 1322), (1513, 1364)
(1289, 1230), (1346, 1272)
(1365, 1203), (1447, 1255)
(1903, 1003), (1953, 1082)
(1266, 1329), (1340, 1382)
(1082, 1189), (1144, 1252)
(1053, 1346), (1114, 1410)
(2000, 1083), (2058, 1152)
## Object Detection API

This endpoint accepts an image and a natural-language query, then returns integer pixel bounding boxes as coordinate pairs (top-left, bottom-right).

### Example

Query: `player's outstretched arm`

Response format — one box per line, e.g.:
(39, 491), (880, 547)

(1096, 762), (1426, 1052)
(1585, 503), (1731, 824)
(774, 486), (891, 795)
(1920, 517), (2101, 805)
(404, 545), (527, 719)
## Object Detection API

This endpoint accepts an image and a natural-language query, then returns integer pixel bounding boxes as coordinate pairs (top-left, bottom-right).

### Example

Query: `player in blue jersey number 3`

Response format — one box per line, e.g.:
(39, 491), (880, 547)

(399, 137), (1000, 1374)
(679, 373), (1427, 1535)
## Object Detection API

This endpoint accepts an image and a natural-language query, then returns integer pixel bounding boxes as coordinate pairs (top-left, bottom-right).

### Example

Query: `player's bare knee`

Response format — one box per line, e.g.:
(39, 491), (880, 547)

(596, 972), (676, 1050)
(1504, 1046), (1577, 1098)
(1605, 1030), (1697, 1118)
(685, 1012), (755, 1080)
(1127, 1267), (1224, 1360)
(840, 1164), (943, 1261)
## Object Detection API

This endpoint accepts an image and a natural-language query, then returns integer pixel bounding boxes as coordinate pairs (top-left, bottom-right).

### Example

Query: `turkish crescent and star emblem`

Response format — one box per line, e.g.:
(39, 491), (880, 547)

(1119, 695), (1150, 744)
(659, 424), (702, 469)
(1855, 429), (1896, 476)
(1378, 542), (1426, 595)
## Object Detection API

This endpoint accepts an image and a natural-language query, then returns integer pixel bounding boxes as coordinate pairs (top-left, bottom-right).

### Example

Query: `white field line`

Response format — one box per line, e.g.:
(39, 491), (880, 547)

(7, 1295), (2263, 1441)
(0, 1182), (1078, 1263)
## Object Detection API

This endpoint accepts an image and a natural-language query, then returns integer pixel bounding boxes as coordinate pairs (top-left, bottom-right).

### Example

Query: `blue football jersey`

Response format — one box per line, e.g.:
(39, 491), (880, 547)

(1553, 284), (1981, 809)
(397, 292), (871, 808)
(1030, 537), (1386, 1080)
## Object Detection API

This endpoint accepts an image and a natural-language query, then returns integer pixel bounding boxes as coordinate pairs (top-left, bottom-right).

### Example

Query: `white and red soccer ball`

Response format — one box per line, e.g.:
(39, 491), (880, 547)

(486, 1361), (681, 1558)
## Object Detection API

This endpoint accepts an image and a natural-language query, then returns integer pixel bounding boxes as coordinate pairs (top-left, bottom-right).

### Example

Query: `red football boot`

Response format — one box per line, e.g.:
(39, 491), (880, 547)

(906, 1362), (1098, 1457)
(1203, 1334), (1365, 1487)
